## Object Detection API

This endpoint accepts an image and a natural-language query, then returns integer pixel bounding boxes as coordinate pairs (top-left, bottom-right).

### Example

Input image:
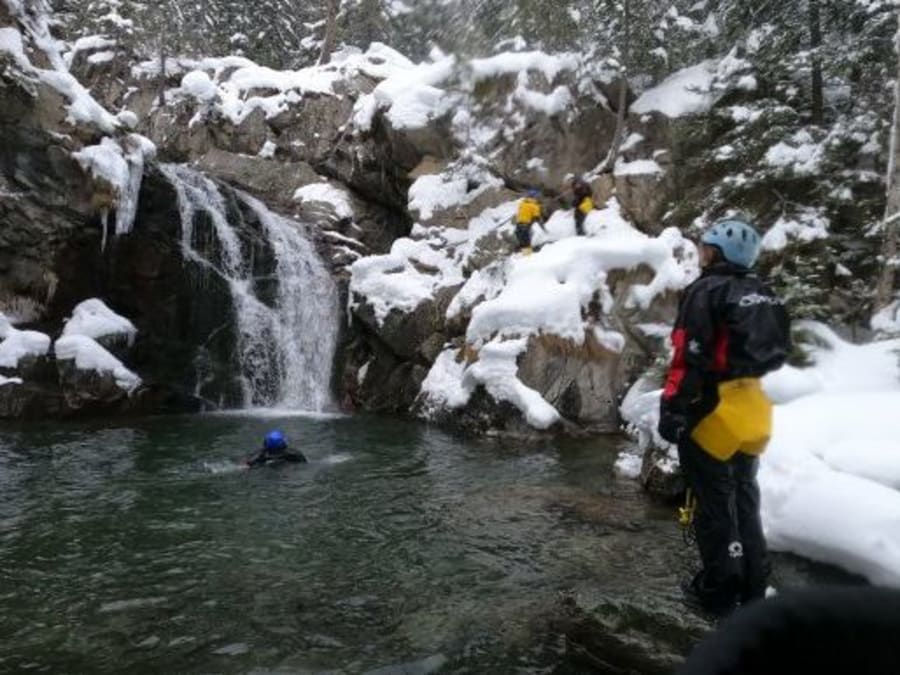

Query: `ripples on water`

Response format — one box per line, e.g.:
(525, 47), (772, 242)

(0, 414), (680, 673)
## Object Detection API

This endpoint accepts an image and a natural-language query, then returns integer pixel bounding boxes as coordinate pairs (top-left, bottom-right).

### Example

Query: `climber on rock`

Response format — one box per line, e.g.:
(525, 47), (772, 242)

(246, 430), (307, 467)
(569, 176), (594, 236)
(514, 189), (546, 255)
(658, 216), (791, 615)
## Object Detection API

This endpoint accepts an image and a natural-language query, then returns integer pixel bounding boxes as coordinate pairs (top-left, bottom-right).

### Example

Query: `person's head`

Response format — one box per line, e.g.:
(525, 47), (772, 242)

(700, 217), (761, 269)
(570, 176), (591, 199)
(526, 188), (540, 199)
(263, 430), (287, 453)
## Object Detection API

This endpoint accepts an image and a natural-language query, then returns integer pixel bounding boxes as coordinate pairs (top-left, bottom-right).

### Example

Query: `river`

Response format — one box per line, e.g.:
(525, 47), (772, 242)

(0, 413), (852, 673)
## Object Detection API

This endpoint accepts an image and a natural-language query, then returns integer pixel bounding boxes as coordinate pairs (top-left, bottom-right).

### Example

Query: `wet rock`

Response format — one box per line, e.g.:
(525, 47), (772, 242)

(56, 358), (132, 412)
(352, 285), (460, 362)
(518, 334), (642, 433)
(555, 589), (711, 674)
(641, 443), (685, 501)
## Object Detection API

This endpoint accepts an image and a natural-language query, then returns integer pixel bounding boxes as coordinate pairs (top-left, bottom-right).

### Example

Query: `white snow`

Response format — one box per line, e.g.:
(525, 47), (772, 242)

(467, 223), (692, 345)
(86, 51), (115, 65)
(614, 158), (664, 177)
(62, 299), (137, 344)
(764, 130), (824, 175)
(462, 338), (560, 429)
(293, 182), (354, 220)
(872, 300), (900, 335)
(470, 51), (579, 83)
(54, 335), (141, 393)
(181, 70), (218, 102)
(631, 60), (719, 118)
(408, 174), (469, 221)
(0, 374), (23, 387)
(37, 70), (120, 134)
(0, 314), (51, 369)
(515, 84), (572, 116)
(418, 347), (470, 414)
(0, 26), (30, 68)
(71, 134), (156, 245)
(760, 207), (829, 251)
(352, 53), (456, 131)
(258, 140), (277, 159)
(349, 236), (464, 324)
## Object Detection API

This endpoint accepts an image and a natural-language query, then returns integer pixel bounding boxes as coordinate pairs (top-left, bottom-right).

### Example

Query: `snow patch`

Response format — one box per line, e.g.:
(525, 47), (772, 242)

(293, 183), (354, 220)
(760, 208), (829, 252)
(631, 60), (718, 118)
(62, 299), (137, 345)
(0, 314), (51, 369)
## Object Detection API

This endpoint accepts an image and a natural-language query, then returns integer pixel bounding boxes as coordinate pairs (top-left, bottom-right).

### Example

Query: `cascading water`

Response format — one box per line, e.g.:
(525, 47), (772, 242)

(159, 163), (339, 411)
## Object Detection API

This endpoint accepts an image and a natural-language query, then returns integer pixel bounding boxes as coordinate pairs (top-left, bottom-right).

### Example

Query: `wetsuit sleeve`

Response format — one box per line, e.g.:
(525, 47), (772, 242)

(283, 451), (308, 463)
(662, 282), (718, 417)
(246, 452), (266, 467)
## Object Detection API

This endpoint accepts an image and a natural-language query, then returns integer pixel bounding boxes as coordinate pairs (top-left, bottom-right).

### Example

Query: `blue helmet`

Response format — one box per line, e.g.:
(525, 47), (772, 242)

(526, 189), (540, 198)
(263, 430), (287, 451)
(701, 217), (762, 268)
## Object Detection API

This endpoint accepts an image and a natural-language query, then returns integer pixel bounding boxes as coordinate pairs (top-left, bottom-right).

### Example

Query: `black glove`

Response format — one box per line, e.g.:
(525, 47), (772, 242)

(658, 411), (687, 444)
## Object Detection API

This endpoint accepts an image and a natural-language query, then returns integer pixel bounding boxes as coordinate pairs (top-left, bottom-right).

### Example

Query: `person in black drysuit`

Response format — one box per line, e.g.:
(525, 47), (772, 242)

(570, 176), (594, 236)
(658, 217), (791, 615)
(246, 430), (307, 467)
(678, 586), (900, 675)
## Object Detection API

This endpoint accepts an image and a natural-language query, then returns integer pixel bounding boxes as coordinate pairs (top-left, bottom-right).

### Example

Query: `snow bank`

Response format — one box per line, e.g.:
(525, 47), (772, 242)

(293, 183), (354, 220)
(352, 53), (456, 131)
(181, 70), (218, 102)
(0, 26), (30, 69)
(467, 224), (691, 345)
(419, 339), (561, 429)
(0, 314), (51, 369)
(62, 299), (137, 344)
(463, 338), (560, 429)
(418, 348), (470, 413)
(631, 60), (719, 118)
(349, 237), (464, 324)
(54, 335), (141, 393)
(470, 51), (579, 83)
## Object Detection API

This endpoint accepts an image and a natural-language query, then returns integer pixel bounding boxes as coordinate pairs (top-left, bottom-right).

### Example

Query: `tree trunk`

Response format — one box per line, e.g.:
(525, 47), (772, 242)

(318, 0), (340, 66)
(596, 0), (630, 174)
(158, 41), (167, 109)
(875, 15), (900, 311)
(809, 0), (824, 125)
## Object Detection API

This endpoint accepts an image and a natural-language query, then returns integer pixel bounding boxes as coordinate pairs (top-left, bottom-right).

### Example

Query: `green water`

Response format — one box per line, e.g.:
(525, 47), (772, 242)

(0, 413), (691, 673)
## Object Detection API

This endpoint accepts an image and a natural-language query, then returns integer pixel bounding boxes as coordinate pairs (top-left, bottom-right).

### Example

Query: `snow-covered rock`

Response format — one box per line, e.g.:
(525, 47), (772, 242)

(62, 298), (137, 345)
(0, 313), (51, 370)
(54, 334), (141, 393)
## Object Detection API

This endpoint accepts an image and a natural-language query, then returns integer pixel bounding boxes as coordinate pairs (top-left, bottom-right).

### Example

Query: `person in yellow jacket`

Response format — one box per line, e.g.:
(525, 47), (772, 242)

(570, 176), (594, 236)
(514, 189), (546, 254)
(659, 217), (791, 615)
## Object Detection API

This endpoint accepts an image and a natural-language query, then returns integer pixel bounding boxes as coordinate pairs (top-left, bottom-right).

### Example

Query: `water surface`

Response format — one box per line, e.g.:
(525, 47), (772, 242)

(0, 414), (723, 673)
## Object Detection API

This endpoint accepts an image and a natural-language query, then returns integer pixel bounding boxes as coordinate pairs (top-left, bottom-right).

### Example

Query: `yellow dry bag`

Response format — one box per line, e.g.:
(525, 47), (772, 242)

(690, 378), (772, 462)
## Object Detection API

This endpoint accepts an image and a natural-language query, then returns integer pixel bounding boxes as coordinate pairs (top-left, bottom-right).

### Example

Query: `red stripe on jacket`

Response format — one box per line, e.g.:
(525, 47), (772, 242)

(662, 328), (686, 400)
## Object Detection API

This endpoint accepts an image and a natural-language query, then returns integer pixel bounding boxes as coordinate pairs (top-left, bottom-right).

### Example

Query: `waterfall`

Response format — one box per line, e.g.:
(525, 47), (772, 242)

(159, 163), (339, 411)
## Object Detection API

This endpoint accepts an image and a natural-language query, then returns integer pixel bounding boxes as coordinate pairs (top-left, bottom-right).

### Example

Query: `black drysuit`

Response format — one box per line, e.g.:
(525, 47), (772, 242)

(659, 261), (791, 611)
(246, 448), (307, 467)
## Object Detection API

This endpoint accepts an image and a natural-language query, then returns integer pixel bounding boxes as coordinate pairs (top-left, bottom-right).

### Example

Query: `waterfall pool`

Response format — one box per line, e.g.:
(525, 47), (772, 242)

(0, 413), (853, 673)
